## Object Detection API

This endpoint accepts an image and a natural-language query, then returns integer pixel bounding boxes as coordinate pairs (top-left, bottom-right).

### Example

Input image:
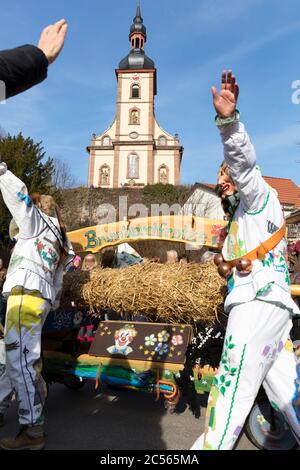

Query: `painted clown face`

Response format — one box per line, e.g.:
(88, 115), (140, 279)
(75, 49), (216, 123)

(115, 326), (136, 349)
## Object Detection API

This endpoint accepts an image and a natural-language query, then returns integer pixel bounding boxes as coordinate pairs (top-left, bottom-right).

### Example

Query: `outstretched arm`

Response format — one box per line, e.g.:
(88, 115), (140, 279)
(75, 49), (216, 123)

(212, 70), (269, 212)
(0, 19), (68, 99)
(0, 162), (39, 236)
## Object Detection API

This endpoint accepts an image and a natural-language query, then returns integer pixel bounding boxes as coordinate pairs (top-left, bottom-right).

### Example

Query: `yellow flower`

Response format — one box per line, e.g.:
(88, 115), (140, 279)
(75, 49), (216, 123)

(285, 339), (293, 353)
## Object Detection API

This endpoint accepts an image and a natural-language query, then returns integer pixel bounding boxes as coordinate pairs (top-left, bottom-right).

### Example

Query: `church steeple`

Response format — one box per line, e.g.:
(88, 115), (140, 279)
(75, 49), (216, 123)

(119, 2), (155, 70)
(130, 3), (147, 46)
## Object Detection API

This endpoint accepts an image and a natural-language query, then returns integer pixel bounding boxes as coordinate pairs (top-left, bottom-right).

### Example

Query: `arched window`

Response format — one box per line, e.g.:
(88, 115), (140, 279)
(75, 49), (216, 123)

(158, 135), (167, 146)
(102, 135), (110, 146)
(129, 108), (140, 125)
(99, 165), (110, 186)
(158, 165), (169, 184)
(127, 154), (139, 179)
(131, 84), (140, 99)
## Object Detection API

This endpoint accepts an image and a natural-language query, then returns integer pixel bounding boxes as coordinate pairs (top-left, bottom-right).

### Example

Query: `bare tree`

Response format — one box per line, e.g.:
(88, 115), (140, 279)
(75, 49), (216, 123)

(0, 126), (7, 139)
(51, 157), (78, 190)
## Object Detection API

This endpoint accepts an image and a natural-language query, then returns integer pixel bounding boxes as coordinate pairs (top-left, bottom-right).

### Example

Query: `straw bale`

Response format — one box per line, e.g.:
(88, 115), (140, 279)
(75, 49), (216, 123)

(61, 262), (226, 325)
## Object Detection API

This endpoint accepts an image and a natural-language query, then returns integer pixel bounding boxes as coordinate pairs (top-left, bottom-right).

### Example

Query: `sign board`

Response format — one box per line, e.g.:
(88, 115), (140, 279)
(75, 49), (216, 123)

(67, 215), (226, 253)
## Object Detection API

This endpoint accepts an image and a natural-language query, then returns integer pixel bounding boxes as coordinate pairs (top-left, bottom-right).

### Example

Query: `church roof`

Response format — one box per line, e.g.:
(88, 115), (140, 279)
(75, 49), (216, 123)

(119, 49), (155, 70)
(130, 5), (147, 36)
(118, 4), (155, 70)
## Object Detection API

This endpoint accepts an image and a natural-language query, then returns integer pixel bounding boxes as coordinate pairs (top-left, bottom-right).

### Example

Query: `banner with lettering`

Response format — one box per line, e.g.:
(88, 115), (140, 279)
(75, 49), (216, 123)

(67, 216), (226, 253)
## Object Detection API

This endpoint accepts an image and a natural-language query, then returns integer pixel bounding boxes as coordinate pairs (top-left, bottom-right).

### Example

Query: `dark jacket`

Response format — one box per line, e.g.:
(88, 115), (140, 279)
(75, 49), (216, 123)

(0, 45), (48, 100)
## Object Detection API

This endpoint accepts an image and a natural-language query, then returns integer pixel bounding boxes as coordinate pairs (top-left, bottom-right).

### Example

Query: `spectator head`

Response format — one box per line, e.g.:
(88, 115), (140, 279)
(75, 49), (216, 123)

(178, 254), (189, 264)
(166, 250), (178, 264)
(82, 254), (97, 271)
(201, 251), (215, 263)
(73, 255), (81, 269)
(101, 248), (116, 268)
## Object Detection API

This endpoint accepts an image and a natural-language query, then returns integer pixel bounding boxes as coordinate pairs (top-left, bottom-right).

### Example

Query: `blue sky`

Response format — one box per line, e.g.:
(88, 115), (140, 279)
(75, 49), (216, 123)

(1, 0), (300, 187)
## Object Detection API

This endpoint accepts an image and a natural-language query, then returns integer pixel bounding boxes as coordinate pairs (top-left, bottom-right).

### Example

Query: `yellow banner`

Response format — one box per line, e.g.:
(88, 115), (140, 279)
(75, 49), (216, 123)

(67, 216), (226, 253)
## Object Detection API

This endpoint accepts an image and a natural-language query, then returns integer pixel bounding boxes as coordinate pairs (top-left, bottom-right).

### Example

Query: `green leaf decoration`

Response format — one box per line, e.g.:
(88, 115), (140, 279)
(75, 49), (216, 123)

(220, 386), (226, 396)
(228, 344), (235, 349)
(213, 377), (218, 385)
(220, 375), (225, 383)
(225, 381), (231, 387)
(230, 368), (237, 374)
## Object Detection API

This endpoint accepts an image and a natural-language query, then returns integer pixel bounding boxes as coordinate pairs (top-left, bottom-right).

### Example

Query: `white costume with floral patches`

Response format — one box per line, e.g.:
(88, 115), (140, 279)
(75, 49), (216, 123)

(191, 122), (300, 450)
(0, 163), (72, 427)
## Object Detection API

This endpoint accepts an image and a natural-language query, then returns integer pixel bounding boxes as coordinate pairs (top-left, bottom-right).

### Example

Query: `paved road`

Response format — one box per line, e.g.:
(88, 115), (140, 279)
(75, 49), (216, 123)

(0, 381), (256, 450)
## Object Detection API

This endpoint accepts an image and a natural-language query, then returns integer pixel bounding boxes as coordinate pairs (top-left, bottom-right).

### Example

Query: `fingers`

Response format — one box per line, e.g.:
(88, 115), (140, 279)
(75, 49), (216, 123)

(221, 70), (226, 90)
(54, 19), (67, 32)
(212, 86), (218, 99)
(221, 69), (238, 94)
(58, 23), (68, 40)
(234, 83), (239, 100)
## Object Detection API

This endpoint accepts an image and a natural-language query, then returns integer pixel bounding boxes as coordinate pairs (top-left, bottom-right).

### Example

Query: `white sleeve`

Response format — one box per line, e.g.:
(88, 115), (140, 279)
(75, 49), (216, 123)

(219, 121), (269, 213)
(0, 163), (39, 236)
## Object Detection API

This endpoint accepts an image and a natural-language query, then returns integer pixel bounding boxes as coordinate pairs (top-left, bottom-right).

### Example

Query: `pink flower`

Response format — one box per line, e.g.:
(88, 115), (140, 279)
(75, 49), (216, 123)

(171, 335), (183, 346)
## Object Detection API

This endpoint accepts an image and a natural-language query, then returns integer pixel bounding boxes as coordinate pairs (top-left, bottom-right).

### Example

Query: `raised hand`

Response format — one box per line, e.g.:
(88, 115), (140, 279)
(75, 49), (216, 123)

(212, 70), (239, 118)
(38, 19), (68, 65)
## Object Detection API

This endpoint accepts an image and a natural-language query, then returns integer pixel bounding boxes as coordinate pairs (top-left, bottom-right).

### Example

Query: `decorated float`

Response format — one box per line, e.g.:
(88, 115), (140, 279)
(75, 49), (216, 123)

(41, 214), (300, 450)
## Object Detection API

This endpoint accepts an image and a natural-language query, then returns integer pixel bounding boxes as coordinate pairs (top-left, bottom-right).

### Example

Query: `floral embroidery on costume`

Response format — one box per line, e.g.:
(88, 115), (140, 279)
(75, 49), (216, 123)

(261, 248), (290, 286)
(34, 238), (59, 270)
(213, 335), (237, 396)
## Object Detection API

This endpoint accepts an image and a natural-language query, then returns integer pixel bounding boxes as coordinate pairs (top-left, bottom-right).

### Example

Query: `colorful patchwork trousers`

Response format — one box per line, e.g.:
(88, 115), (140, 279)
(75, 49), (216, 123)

(0, 288), (51, 426)
(191, 300), (300, 450)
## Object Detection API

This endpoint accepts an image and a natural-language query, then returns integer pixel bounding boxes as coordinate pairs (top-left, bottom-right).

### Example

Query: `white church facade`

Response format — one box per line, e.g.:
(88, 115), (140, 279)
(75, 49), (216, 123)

(87, 5), (183, 188)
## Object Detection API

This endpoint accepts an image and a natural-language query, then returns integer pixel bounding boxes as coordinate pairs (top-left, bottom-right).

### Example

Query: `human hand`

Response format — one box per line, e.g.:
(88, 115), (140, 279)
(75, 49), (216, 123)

(37, 19), (68, 65)
(212, 70), (239, 118)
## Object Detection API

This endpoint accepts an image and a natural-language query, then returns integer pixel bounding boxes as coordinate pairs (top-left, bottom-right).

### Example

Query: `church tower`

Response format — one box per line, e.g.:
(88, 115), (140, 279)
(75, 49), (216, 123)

(87, 4), (183, 188)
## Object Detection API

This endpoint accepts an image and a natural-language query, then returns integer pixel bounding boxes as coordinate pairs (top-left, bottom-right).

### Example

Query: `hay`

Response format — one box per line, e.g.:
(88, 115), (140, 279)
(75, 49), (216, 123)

(62, 262), (226, 325)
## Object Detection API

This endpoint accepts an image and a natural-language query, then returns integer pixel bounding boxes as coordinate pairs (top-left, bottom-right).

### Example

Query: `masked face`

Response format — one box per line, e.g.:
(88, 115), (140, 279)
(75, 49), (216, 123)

(217, 169), (237, 198)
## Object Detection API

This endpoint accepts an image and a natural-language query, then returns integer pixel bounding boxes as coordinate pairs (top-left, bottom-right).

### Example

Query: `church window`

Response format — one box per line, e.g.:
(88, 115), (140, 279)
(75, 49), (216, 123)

(158, 135), (167, 146)
(102, 136), (110, 146)
(131, 84), (140, 99)
(128, 154), (139, 179)
(99, 165), (110, 186)
(129, 108), (140, 125)
(158, 165), (169, 184)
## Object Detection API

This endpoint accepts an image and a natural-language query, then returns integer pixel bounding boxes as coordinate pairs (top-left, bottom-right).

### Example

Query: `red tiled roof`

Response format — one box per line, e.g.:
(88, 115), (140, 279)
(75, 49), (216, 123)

(263, 177), (300, 207)
(202, 177), (300, 208)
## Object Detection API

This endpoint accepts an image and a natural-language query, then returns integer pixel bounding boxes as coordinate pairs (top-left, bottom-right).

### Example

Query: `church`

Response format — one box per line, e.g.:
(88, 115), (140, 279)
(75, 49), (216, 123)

(87, 4), (183, 188)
